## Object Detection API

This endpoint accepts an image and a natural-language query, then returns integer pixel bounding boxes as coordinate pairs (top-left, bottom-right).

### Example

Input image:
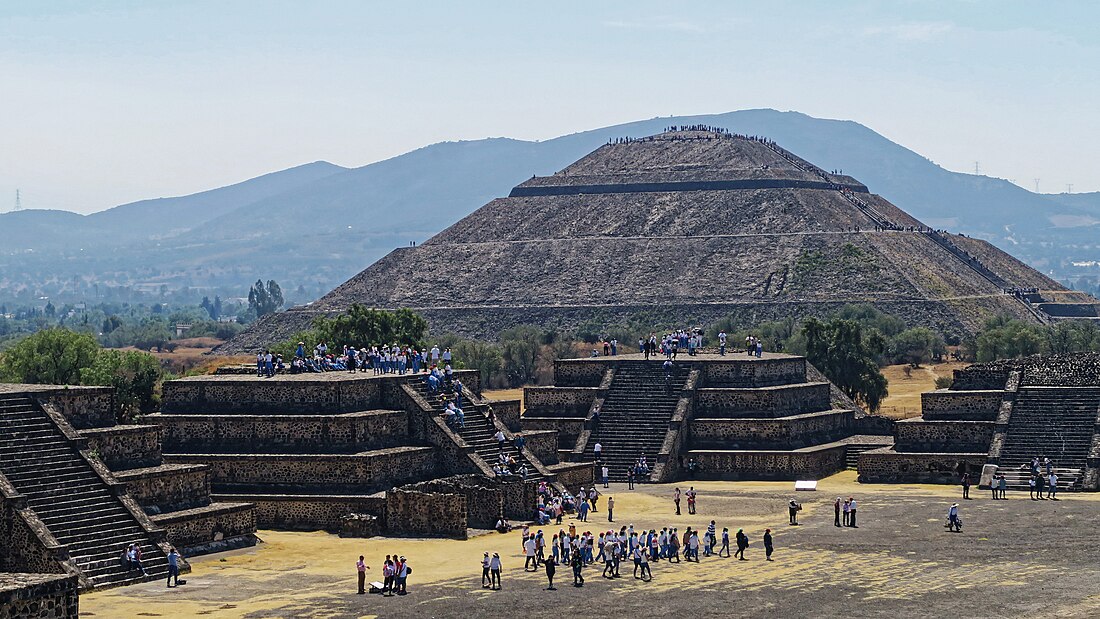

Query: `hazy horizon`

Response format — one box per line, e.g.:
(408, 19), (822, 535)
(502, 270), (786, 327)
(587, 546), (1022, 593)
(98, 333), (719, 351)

(3, 2), (1098, 214)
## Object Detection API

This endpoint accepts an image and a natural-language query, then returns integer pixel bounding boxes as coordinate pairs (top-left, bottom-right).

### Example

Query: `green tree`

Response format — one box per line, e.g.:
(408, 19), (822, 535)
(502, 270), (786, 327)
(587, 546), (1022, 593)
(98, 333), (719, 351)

(248, 279), (285, 318)
(975, 319), (1044, 362)
(0, 328), (100, 385)
(453, 339), (503, 386)
(499, 325), (543, 386)
(80, 350), (163, 420)
(889, 327), (945, 366)
(802, 317), (889, 412)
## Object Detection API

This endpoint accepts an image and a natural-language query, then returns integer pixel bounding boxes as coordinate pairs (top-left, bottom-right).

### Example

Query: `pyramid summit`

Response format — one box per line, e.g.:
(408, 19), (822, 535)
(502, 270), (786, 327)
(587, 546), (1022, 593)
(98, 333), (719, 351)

(224, 128), (1097, 351)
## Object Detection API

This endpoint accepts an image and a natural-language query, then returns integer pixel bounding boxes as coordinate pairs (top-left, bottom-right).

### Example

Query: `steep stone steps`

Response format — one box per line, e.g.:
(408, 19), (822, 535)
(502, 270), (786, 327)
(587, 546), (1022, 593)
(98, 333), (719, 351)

(998, 387), (1099, 473)
(0, 394), (170, 589)
(406, 379), (545, 480)
(582, 362), (692, 481)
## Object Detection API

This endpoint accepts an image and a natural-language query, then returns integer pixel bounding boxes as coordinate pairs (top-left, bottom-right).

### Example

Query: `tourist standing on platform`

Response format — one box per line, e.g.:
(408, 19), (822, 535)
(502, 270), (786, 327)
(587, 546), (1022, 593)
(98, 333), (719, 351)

(763, 529), (774, 561)
(719, 330), (727, 355)
(355, 555), (370, 594)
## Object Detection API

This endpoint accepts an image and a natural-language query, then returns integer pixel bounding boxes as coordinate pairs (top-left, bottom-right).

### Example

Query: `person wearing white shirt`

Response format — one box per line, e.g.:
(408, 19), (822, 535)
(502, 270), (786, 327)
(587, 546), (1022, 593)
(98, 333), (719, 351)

(488, 552), (502, 590)
(524, 537), (538, 571)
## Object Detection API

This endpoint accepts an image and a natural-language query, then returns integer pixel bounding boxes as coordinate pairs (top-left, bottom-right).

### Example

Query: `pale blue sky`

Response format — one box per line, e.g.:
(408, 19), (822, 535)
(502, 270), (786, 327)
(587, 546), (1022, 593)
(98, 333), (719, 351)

(2, 1), (1097, 213)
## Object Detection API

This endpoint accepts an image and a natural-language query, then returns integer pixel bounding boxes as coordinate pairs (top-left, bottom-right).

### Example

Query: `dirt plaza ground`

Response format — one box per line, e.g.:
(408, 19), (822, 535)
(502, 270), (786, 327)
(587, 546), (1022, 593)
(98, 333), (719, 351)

(83, 471), (1100, 619)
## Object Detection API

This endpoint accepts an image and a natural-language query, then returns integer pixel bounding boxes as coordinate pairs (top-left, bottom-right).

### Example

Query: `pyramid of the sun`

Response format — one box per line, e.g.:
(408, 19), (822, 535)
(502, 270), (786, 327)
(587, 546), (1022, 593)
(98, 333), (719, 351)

(224, 129), (1098, 350)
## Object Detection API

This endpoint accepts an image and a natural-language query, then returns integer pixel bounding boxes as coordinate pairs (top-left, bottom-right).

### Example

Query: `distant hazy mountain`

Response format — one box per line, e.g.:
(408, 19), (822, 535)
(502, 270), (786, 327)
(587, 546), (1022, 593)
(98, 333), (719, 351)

(2, 109), (1096, 304)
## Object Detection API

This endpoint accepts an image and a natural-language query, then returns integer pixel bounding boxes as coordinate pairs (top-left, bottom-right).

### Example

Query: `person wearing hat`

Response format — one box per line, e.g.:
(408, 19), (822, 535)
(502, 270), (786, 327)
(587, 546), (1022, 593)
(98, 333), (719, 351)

(788, 499), (801, 525)
(488, 552), (502, 590)
(947, 503), (961, 532)
(763, 529), (774, 561)
(481, 552), (491, 588)
(295, 341), (306, 359)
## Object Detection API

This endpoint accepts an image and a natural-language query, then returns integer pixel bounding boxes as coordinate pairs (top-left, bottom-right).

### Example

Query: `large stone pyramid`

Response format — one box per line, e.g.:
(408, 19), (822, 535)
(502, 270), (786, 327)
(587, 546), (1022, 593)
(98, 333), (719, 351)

(224, 129), (1098, 351)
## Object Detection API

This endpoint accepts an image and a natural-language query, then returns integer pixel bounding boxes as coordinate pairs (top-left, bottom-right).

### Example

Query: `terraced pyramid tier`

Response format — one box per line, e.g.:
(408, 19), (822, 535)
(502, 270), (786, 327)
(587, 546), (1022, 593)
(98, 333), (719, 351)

(224, 129), (1095, 351)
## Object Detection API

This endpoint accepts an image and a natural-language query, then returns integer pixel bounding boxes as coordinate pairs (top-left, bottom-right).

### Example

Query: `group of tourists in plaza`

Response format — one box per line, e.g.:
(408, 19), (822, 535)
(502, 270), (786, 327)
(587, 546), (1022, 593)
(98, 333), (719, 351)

(354, 553), (412, 596)
(495, 507), (776, 590)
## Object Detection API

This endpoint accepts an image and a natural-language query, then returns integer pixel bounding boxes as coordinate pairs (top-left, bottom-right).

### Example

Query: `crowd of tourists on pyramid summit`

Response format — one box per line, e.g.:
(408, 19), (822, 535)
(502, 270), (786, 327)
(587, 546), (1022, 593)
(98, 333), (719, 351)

(253, 341), (460, 377)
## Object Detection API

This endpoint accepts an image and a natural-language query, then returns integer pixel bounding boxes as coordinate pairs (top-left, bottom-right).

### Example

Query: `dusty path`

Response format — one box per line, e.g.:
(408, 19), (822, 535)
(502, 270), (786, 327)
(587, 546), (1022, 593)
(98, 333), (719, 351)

(83, 472), (1100, 618)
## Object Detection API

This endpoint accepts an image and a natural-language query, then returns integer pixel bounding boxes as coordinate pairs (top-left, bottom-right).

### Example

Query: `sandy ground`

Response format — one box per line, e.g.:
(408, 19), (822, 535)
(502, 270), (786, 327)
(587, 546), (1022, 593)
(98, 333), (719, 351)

(82, 471), (1100, 619)
(878, 362), (968, 419)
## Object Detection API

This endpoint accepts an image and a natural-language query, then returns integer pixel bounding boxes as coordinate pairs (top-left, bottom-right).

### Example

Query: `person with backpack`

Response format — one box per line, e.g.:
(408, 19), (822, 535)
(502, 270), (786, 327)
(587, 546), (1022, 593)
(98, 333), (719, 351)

(734, 529), (749, 560)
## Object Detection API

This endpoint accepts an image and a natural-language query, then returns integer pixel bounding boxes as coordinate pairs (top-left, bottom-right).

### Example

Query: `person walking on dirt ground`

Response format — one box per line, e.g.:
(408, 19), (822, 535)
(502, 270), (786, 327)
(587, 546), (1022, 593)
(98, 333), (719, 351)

(764, 529), (774, 561)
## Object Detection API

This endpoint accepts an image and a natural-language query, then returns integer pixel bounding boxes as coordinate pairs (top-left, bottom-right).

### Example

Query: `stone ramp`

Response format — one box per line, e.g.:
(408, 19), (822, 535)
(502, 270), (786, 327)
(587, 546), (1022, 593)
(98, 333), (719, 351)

(0, 393), (171, 590)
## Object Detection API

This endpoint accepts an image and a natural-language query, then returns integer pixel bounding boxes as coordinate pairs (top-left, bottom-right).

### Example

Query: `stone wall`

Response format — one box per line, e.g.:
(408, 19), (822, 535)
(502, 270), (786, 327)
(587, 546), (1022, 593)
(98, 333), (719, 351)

(151, 503), (257, 554)
(695, 383), (831, 417)
(689, 410), (855, 449)
(548, 462), (596, 489)
(167, 446), (438, 492)
(552, 360), (608, 387)
(161, 377), (382, 414)
(700, 358), (808, 387)
(523, 387), (599, 416)
(894, 420), (995, 453)
(27, 388), (115, 430)
(0, 574), (79, 619)
(115, 465), (210, 513)
(399, 476), (532, 528)
(385, 489), (467, 539)
(214, 493), (386, 531)
(686, 445), (846, 480)
(517, 417), (585, 449)
(920, 390), (1003, 421)
(79, 425), (161, 471)
(521, 430), (560, 465)
(149, 410), (409, 454)
(857, 448), (987, 484)
(0, 482), (65, 577)
(487, 399), (521, 432)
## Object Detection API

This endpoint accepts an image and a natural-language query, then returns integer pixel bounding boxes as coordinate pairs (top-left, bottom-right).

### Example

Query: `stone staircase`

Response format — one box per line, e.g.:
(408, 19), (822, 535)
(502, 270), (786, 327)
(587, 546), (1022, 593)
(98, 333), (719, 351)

(996, 386), (1099, 490)
(0, 394), (169, 589)
(845, 443), (885, 470)
(405, 379), (546, 481)
(583, 362), (691, 481)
